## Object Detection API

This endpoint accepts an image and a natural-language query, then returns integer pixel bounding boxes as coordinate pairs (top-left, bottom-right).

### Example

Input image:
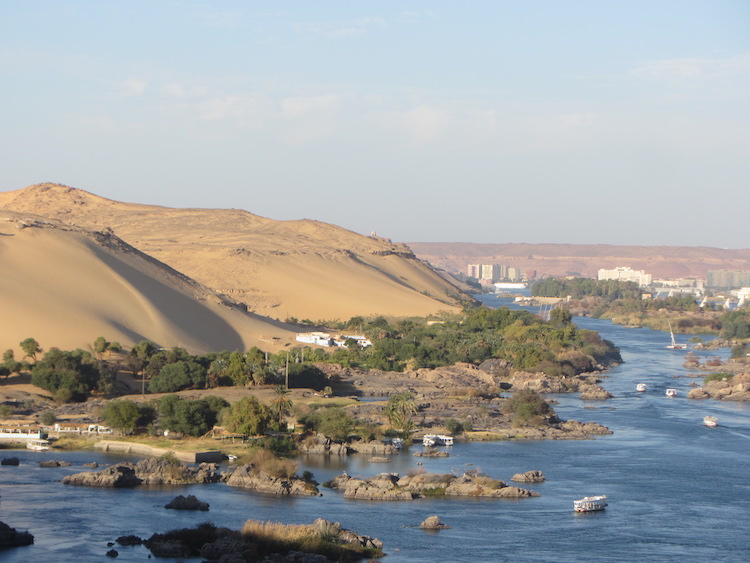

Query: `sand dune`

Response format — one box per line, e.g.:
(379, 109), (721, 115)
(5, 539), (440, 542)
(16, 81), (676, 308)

(0, 213), (297, 356)
(0, 184), (469, 321)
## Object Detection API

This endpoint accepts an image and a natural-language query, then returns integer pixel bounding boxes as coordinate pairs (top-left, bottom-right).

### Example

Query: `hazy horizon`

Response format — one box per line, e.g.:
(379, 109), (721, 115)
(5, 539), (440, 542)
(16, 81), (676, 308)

(2, 1), (749, 248)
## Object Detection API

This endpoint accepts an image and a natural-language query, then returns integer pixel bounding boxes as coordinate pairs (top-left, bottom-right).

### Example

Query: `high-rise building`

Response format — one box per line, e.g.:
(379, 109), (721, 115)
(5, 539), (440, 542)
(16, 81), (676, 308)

(707, 270), (750, 289)
(467, 264), (481, 278)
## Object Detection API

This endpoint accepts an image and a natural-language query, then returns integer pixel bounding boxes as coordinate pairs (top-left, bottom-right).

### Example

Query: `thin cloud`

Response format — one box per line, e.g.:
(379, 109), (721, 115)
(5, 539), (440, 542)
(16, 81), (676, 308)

(630, 52), (750, 80)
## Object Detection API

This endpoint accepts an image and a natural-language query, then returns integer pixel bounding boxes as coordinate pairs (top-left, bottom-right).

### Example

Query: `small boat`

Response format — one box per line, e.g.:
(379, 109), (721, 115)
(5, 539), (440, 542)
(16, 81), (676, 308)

(666, 321), (687, 350)
(636, 383), (647, 392)
(703, 416), (718, 428)
(573, 495), (608, 513)
(665, 388), (677, 398)
(26, 439), (51, 451)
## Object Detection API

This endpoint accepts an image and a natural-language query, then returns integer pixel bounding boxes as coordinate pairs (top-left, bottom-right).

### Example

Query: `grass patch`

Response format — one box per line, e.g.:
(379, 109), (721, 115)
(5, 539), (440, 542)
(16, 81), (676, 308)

(704, 373), (734, 384)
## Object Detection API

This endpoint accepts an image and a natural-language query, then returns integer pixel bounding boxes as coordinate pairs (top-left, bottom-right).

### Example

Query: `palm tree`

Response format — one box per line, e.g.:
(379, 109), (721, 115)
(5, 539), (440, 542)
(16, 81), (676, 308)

(271, 385), (293, 430)
(385, 390), (418, 436)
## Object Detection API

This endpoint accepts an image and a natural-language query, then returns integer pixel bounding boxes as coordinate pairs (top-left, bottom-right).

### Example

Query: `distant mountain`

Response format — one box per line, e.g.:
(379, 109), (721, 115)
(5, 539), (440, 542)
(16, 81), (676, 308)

(407, 242), (750, 280)
(0, 184), (470, 322)
(0, 211), (296, 354)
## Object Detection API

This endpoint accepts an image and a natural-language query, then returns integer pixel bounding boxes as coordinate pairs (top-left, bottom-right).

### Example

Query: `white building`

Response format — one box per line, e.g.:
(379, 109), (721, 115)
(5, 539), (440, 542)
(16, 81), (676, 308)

(598, 266), (652, 287)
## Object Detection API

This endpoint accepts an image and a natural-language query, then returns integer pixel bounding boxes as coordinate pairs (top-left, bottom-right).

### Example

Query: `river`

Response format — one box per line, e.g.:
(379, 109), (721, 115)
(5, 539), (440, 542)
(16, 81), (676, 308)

(1, 296), (748, 562)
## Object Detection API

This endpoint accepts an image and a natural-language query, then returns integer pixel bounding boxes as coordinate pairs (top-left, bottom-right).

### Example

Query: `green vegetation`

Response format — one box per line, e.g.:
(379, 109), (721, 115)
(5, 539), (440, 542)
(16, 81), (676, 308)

(300, 406), (356, 441)
(103, 399), (142, 435)
(30, 347), (108, 402)
(504, 389), (552, 427)
(704, 373), (734, 384)
(532, 278), (642, 301)
(221, 396), (273, 436)
(385, 390), (418, 436)
(156, 395), (228, 437)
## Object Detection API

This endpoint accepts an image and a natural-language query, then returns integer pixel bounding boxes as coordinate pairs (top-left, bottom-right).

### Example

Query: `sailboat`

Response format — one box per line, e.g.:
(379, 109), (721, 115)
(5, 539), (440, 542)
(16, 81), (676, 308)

(666, 321), (687, 350)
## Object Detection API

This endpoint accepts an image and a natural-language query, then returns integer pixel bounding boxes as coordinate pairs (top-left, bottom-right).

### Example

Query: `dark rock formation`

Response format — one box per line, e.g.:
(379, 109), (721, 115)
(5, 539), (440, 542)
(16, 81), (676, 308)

(511, 470), (545, 483)
(105, 548), (118, 557)
(39, 460), (72, 468)
(225, 464), (320, 496)
(165, 494), (209, 511)
(0, 521), (34, 548)
(1, 457), (20, 466)
(116, 535), (143, 546)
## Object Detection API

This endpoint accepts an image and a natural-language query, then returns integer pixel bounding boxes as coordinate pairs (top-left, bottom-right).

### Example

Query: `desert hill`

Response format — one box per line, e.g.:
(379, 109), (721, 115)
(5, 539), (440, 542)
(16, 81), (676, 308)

(0, 211), (297, 355)
(0, 184), (469, 321)
(408, 242), (750, 280)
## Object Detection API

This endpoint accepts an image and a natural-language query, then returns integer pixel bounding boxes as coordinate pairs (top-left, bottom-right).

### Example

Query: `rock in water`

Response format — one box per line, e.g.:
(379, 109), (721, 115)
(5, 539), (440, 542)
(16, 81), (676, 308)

(165, 495), (209, 511)
(0, 521), (34, 548)
(419, 516), (450, 529)
(511, 470), (545, 483)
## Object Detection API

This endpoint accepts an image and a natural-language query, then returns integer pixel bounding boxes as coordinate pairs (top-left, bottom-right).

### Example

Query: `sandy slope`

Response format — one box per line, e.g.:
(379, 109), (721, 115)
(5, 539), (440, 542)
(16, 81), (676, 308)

(0, 184), (468, 321)
(0, 212), (297, 355)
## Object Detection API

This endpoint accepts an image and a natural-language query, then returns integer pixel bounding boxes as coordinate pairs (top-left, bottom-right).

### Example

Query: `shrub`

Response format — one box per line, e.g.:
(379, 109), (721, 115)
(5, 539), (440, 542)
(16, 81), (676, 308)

(704, 373), (734, 384)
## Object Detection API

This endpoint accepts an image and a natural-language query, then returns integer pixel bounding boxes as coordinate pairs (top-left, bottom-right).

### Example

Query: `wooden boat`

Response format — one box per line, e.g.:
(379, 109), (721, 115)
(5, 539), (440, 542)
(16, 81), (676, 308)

(636, 383), (647, 392)
(573, 495), (608, 512)
(665, 388), (678, 398)
(703, 416), (718, 428)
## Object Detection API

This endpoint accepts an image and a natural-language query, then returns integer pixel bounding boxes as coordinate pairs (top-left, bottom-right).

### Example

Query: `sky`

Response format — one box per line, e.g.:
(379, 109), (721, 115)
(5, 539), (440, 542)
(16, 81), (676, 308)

(2, 1), (749, 248)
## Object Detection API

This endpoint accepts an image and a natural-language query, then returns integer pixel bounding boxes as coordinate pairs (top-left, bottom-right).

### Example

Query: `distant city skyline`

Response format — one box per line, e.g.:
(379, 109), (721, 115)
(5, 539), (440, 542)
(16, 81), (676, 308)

(2, 1), (749, 248)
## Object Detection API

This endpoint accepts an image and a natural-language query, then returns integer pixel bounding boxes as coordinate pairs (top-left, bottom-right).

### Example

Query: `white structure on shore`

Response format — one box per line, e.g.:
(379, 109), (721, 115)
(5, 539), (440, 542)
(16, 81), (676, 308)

(296, 332), (372, 348)
(598, 266), (652, 287)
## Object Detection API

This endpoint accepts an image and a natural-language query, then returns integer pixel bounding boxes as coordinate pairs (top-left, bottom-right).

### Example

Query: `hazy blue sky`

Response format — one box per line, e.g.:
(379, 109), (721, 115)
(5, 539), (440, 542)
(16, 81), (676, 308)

(2, 1), (748, 247)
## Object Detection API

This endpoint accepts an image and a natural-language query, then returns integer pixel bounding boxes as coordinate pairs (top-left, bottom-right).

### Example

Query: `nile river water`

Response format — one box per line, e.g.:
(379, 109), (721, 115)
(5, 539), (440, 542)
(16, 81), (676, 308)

(1, 295), (748, 562)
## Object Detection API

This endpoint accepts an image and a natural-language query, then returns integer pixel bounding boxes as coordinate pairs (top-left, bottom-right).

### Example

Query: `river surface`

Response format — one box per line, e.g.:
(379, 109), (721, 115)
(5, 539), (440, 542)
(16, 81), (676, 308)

(1, 296), (748, 562)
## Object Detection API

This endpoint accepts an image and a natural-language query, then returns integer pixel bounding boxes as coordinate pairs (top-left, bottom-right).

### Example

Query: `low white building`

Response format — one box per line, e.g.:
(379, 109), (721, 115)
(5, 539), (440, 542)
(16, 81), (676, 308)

(296, 332), (372, 348)
(598, 266), (652, 287)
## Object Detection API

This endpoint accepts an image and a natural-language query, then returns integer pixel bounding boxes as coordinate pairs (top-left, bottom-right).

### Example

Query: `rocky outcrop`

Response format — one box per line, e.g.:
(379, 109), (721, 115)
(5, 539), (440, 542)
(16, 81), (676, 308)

(1, 457), (20, 466)
(347, 440), (399, 456)
(328, 471), (539, 500)
(165, 494), (209, 511)
(0, 521), (34, 548)
(225, 464), (319, 496)
(297, 436), (349, 456)
(419, 515), (450, 529)
(511, 470), (545, 483)
(413, 448), (449, 457)
(688, 373), (750, 402)
(62, 458), (221, 488)
(579, 384), (613, 400)
(310, 518), (383, 551)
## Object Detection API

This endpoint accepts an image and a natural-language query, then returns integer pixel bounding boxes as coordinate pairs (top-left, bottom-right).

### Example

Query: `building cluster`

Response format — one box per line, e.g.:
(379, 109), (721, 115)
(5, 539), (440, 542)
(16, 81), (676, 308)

(467, 264), (536, 285)
(707, 270), (750, 289)
(295, 332), (372, 348)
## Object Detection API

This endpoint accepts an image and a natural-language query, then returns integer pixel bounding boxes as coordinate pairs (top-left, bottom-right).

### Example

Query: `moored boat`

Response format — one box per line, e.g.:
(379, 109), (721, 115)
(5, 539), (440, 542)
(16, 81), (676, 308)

(636, 383), (647, 392)
(422, 434), (453, 447)
(665, 388), (677, 398)
(573, 495), (608, 512)
(26, 439), (51, 451)
(703, 416), (718, 428)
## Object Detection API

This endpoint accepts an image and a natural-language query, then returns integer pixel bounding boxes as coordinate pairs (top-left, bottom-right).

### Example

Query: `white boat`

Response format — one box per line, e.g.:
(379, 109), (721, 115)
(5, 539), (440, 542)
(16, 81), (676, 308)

(636, 383), (647, 392)
(422, 434), (453, 447)
(665, 388), (677, 398)
(26, 439), (51, 451)
(703, 416), (718, 428)
(666, 321), (687, 350)
(573, 495), (608, 513)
